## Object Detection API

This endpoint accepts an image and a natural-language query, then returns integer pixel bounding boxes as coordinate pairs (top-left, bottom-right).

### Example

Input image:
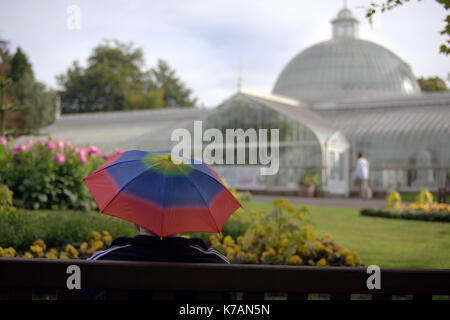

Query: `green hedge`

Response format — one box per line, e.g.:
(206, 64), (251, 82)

(360, 208), (450, 222)
(0, 206), (137, 252)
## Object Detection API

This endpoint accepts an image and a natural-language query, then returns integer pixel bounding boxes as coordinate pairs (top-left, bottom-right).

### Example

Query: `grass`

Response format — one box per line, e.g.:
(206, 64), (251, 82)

(241, 200), (450, 269)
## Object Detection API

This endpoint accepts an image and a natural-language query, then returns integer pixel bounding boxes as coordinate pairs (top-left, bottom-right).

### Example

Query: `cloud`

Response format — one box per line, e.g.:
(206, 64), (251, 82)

(0, 0), (447, 107)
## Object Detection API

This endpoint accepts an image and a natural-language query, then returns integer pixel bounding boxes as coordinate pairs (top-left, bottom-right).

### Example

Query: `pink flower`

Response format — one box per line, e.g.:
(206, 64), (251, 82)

(65, 141), (73, 149)
(56, 140), (64, 151)
(56, 153), (66, 164)
(0, 136), (7, 147)
(88, 145), (100, 156)
(13, 145), (26, 156)
(46, 141), (57, 150)
(79, 153), (87, 165)
(114, 148), (124, 155)
(102, 152), (111, 160)
(79, 148), (88, 157)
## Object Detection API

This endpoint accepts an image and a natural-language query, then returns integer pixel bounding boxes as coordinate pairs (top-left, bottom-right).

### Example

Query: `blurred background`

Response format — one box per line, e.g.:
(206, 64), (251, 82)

(0, 0), (449, 196)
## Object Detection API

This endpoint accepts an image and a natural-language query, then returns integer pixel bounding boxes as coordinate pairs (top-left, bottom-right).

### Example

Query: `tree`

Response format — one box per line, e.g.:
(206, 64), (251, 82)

(0, 41), (55, 135)
(151, 59), (197, 107)
(8, 47), (33, 82)
(57, 40), (166, 113)
(417, 76), (449, 91)
(365, 0), (450, 55)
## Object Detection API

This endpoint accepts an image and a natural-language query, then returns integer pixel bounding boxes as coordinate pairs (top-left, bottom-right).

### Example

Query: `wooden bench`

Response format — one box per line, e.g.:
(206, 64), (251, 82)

(0, 258), (449, 300)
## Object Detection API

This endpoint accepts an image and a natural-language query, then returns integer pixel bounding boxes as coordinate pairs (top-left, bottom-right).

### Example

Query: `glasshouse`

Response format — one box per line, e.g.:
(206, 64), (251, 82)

(37, 6), (450, 196)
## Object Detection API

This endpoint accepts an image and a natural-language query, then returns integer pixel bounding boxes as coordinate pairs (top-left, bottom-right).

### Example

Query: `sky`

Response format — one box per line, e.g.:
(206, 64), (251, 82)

(0, 0), (448, 107)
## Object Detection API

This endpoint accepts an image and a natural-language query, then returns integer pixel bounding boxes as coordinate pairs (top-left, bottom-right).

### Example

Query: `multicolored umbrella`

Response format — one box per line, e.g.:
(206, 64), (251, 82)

(83, 150), (241, 237)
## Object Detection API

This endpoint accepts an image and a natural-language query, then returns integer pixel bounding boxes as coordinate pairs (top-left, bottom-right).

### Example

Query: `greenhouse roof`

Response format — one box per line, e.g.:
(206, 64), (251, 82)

(226, 88), (348, 147)
(315, 92), (450, 150)
(40, 107), (207, 151)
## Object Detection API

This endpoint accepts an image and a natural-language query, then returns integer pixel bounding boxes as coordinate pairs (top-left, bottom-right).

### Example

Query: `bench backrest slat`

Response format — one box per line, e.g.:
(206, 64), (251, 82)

(0, 258), (449, 300)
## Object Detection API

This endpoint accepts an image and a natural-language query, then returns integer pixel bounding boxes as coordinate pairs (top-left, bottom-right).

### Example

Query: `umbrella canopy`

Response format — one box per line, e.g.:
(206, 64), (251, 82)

(83, 150), (241, 237)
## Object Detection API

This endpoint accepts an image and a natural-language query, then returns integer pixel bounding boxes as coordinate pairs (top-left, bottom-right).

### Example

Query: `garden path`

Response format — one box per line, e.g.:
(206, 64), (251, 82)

(252, 195), (386, 209)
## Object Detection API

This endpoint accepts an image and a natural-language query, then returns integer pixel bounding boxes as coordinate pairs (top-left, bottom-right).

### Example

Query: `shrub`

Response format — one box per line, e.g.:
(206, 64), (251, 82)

(208, 199), (363, 266)
(416, 189), (434, 205)
(298, 172), (321, 186)
(361, 208), (450, 222)
(0, 184), (13, 206)
(385, 190), (402, 209)
(0, 138), (121, 210)
(365, 189), (450, 222)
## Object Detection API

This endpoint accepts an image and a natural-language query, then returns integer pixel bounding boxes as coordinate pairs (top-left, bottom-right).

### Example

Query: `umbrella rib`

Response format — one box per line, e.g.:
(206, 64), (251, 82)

(190, 168), (240, 204)
(101, 167), (150, 212)
(185, 174), (221, 234)
(160, 172), (168, 237)
(99, 159), (144, 171)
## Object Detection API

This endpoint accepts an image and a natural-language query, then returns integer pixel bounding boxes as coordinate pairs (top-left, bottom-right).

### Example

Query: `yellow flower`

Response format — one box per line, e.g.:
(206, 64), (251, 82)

(102, 230), (110, 236)
(324, 233), (331, 239)
(0, 247), (3, 257)
(237, 251), (245, 260)
(250, 253), (259, 263)
(307, 259), (315, 265)
(23, 252), (33, 258)
(65, 244), (79, 258)
(60, 252), (70, 259)
(93, 240), (104, 249)
(297, 245), (310, 256)
(236, 236), (243, 244)
(2, 247), (16, 258)
(280, 239), (289, 247)
(345, 255), (355, 267)
(79, 242), (88, 254)
(45, 252), (58, 259)
(33, 240), (46, 251)
(287, 255), (302, 265)
(30, 245), (43, 257)
(316, 258), (327, 266)
(92, 231), (101, 241)
(261, 248), (276, 261)
(223, 235), (234, 246)
(313, 241), (325, 251)
(87, 246), (97, 255)
(49, 248), (58, 254)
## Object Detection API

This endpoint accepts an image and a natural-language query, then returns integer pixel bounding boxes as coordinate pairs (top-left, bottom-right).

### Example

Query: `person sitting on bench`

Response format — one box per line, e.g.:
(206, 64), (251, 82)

(82, 224), (231, 300)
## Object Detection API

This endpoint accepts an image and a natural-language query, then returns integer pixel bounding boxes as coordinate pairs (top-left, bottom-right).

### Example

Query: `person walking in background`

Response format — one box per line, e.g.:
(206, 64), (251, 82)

(356, 153), (371, 199)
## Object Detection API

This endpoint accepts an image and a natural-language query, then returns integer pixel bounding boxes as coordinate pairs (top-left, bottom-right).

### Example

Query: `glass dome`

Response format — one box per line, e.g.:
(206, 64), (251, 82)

(272, 8), (421, 104)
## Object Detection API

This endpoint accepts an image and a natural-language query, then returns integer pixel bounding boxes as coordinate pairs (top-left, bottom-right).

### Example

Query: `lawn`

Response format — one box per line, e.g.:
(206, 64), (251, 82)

(242, 200), (450, 269)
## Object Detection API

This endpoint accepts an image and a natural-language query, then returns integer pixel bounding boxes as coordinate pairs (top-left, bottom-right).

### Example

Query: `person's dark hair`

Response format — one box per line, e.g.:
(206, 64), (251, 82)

(358, 153), (363, 158)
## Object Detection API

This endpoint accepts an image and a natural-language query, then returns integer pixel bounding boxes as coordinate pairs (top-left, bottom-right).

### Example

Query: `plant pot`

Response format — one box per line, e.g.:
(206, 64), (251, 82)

(299, 183), (315, 197)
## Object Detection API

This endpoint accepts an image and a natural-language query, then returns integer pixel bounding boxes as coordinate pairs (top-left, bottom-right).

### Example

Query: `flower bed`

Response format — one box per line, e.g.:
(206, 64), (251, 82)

(360, 190), (450, 222)
(206, 199), (362, 266)
(0, 136), (121, 210)
(0, 197), (362, 267)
